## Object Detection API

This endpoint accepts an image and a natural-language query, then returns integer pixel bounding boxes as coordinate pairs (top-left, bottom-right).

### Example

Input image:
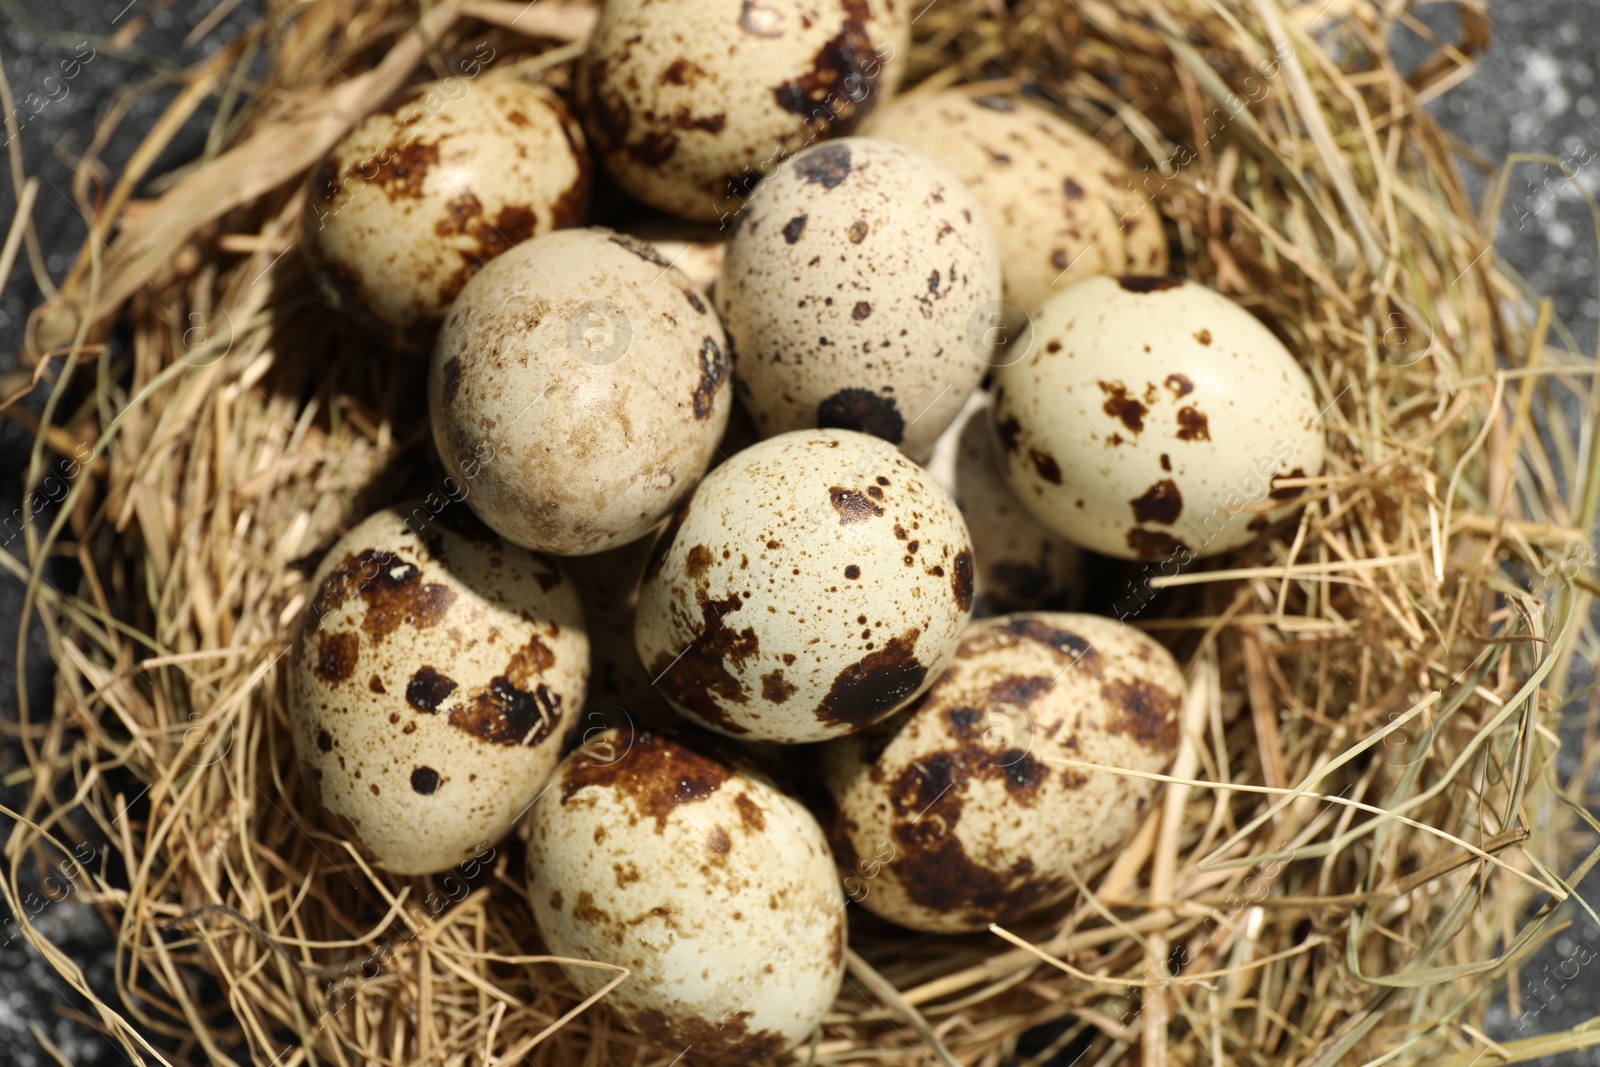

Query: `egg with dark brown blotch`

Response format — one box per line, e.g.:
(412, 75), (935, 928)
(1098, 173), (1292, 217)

(302, 78), (590, 348)
(716, 138), (1003, 461)
(429, 227), (732, 556)
(864, 90), (1166, 313)
(925, 390), (1080, 616)
(576, 0), (908, 223)
(992, 275), (1325, 561)
(635, 428), (974, 743)
(817, 612), (1184, 933)
(290, 506), (588, 876)
(527, 728), (845, 1057)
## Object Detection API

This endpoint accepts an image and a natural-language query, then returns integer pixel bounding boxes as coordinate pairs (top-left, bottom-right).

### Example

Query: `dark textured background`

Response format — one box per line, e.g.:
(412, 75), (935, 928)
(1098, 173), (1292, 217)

(0, 1), (1595, 1064)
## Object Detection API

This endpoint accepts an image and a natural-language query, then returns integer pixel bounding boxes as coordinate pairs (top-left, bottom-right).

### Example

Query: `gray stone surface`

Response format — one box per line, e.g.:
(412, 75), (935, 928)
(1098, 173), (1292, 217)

(0, 1), (1596, 1064)
(1392, 6), (1600, 1065)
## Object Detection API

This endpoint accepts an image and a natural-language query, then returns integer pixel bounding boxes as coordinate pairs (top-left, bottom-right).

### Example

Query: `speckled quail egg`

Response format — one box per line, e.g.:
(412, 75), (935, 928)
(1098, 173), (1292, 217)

(864, 90), (1167, 314)
(992, 275), (1325, 560)
(925, 390), (1080, 616)
(576, 0), (906, 223)
(290, 505), (588, 876)
(528, 728), (845, 1057)
(429, 227), (732, 556)
(817, 612), (1183, 933)
(303, 78), (590, 348)
(716, 138), (1002, 461)
(636, 428), (974, 743)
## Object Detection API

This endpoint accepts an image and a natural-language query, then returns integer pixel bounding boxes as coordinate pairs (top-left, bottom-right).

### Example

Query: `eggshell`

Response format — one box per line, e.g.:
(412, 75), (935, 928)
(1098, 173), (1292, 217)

(864, 90), (1166, 313)
(429, 227), (732, 556)
(716, 138), (1002, 461)
(992, 275), (1325, 560)
(636, 428), (974, 743)
(303, 78), (590, 348)
(527, 728), (845, 1057)
(290, 506), (588, 876)
(576, 0), (907, 222)
(817, 612), (1184, 932)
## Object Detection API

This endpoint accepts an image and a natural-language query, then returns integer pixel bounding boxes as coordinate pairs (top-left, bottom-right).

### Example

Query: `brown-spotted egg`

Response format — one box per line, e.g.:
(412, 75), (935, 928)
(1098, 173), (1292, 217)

(817, 612), (1183, 933)
(992, 275), (1325, 560)
(290, 506), (588, 875)
(528, 728), (845, 1057)
(428, 227), (732, 556)
(865, 90), (1166, 313)
(716, 138), (1003, 461)
(577, 0), (907, 223)
(635, 428), (974, 743)
(303, 78), (590, 348)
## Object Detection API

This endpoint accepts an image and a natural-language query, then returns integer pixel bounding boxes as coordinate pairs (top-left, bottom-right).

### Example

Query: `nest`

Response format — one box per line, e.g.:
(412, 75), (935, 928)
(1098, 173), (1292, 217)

(4, 0), (1599, 1064)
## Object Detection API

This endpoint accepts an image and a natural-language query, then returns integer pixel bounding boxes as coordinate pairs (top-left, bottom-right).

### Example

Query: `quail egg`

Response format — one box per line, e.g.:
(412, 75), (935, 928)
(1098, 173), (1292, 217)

(992, 275), (1325, 560)
(636, 428), (974, 743)
(290, 505), (588, 875)
(865, 89), (1167, 313)
(303, 77), (590, 348)
(925, 390), (1080, 616)
(528, 728), (845, 1057)
(818, 612), (1184, 933)
(716, 137), (1002, 461)
(577, 0), (906, 222)
(429, 227), (732, 556)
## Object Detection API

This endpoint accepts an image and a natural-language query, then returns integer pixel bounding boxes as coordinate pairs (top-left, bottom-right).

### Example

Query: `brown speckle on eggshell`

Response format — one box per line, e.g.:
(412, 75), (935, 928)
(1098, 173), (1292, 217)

(635, 428), (973, 742)
(528, 728), (844, 1056)
(863, 90), (1167, 314)
(715, 138), (1002, 461)
(302, 79), (590, 348)
(818, 612), (1184, 932)
(576, 0), (909, 222)
(290, 506), (588, 875)
(991, 275), (1325, 560)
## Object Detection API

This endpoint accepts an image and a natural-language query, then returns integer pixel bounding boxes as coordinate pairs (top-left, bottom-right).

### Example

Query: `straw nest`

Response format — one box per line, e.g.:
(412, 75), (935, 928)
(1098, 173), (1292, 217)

(3, 0), (1598, 1064)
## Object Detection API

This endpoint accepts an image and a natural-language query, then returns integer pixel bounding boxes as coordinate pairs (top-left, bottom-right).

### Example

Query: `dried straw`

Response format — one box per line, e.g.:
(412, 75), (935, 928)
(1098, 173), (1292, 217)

(3, 0), (1598, 1064)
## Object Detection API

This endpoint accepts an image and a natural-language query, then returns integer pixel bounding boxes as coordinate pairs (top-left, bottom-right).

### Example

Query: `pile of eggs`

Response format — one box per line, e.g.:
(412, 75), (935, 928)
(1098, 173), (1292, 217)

(291, 0), (1325, 1055)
